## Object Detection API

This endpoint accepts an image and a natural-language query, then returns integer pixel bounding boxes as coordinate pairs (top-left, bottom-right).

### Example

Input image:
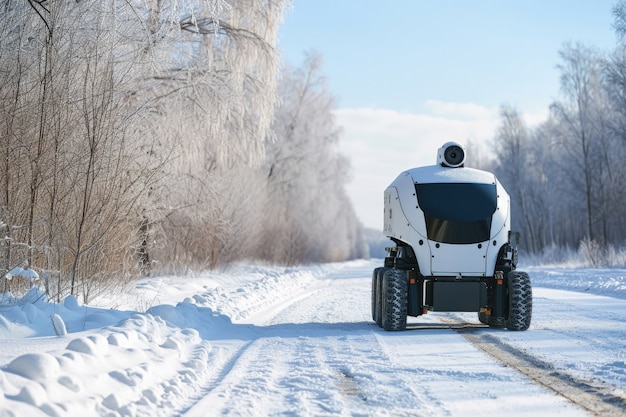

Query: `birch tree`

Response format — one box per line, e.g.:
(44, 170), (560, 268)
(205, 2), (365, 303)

(550, 43), (609, 243)
(493, 105), (546, 253)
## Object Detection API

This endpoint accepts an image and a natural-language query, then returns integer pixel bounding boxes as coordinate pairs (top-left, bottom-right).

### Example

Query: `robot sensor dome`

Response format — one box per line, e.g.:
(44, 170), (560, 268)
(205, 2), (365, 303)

(437, 142), (465, 168)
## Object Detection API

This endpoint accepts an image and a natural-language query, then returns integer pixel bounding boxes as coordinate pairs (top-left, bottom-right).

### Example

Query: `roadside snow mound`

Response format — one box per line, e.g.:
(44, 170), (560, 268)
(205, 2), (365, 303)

(1, 312), (216, 416)
(529, 267), (626, 299)
(0, 263), (339, 416)
(188, 268), (324, 321)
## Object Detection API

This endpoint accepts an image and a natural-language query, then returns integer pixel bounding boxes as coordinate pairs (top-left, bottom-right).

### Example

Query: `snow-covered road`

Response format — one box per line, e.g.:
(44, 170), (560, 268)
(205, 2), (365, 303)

(1, 260), (626, 416)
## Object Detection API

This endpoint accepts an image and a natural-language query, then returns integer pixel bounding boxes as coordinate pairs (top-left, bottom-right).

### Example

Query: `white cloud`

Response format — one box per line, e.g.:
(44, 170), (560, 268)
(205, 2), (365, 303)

(425, 100), (497, 120)
(335, 102), (546, 230)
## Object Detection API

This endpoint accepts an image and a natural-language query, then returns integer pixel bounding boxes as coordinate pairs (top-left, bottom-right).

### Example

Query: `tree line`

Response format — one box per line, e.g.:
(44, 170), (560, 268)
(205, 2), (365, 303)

(8, 0), (623, 303)
(480, 3), (626, 260)
(0, 0), (366, 302)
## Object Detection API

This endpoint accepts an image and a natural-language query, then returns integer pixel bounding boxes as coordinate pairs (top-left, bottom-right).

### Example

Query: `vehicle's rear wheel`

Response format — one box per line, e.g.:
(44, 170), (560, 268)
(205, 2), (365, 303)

(488, 316), (505, 328)
(381, 268), (408, 331)
(478, 311), (488, 324)
(485, 281), (505, 328)
(505, 270), (532, 331)
(375, 267), (388, 326)
(371, 268), (383, 322)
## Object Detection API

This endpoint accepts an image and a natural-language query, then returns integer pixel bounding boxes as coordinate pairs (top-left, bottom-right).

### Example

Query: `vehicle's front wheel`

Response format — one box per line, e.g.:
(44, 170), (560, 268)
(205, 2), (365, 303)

(381, 268), (408, 331)
(505, 270), (532, 331)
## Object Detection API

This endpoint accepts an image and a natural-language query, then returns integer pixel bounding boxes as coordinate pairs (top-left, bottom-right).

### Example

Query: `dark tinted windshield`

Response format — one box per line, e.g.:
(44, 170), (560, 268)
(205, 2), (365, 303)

(415, 183), (497, 244)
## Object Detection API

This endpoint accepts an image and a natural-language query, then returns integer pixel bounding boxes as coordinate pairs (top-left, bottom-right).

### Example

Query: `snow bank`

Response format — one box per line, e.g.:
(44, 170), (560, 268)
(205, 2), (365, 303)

(528, 267), (626, 299)
(0, 262), (345, 416)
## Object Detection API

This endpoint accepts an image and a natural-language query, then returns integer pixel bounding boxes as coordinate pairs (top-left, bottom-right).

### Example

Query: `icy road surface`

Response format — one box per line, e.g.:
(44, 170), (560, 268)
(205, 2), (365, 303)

(1, 259), (625, 416)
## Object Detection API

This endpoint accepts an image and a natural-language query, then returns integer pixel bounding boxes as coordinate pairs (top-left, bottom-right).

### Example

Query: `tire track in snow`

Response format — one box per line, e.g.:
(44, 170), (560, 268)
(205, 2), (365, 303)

(252, 272), (462, 415)
(180, 339), (254, 415)
(458, 330), (626, 417)
(185, 335), (361, 416)
(184, 266), (444, 416)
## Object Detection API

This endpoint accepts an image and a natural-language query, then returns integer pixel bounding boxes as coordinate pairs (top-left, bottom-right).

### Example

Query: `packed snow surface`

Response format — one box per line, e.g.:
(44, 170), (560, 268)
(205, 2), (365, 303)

(0, 259), (625, 416)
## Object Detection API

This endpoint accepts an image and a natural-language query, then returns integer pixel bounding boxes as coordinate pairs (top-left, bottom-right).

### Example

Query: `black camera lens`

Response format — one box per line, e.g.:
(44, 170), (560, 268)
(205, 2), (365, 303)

(444, 145), (464, 166)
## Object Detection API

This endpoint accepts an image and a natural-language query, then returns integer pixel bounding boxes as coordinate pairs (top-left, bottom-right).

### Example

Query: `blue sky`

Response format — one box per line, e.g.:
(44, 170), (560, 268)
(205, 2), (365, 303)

(278, 1), (619, 230)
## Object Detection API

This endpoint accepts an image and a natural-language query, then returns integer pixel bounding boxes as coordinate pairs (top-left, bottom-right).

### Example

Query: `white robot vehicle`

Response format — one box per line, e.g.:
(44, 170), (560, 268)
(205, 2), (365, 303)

(372, 142), (532, 331)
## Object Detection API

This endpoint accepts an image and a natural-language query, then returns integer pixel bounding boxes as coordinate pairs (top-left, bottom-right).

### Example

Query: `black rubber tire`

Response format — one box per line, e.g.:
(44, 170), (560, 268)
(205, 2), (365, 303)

(381, 268), (408, 331)
(488, 316), (505, 328)
(375, 268), (388, 326)
(478, 311), (488, 324)
(505, 270), (532, 331)
(371, 268), (383, 322)
(481, 311), (504, 328)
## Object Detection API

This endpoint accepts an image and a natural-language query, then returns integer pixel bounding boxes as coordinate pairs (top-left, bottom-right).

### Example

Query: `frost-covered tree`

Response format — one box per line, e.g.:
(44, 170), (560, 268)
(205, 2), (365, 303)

(492, 105), (548, 253)
(143, 0), (289, 273)
(262, 53), (367, 264)
(483, 40), (626, 255)
(470, 7), (626, 257)
(0, 0), (290, 297)
(550, 43), (614, 244)
(0, 1), (168, 299)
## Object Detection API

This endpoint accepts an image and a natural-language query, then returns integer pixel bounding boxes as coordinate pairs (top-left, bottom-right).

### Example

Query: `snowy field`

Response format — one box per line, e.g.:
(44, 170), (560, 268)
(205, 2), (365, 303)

(1, 259), (625, 416)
